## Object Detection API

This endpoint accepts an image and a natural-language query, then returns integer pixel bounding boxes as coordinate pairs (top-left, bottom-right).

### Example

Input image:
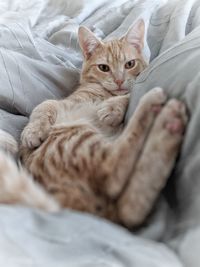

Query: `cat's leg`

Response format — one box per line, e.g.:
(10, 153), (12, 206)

(117, 99), (188, 228)
(100, 87), (167, 198)
(97, 94), (129, 126)
(0, 150), (60, 211)
(21, 100), (59, 148)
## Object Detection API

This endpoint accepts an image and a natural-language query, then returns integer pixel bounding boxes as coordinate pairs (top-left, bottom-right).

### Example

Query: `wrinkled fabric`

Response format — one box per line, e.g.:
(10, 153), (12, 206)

(0, 0), (200, 266)
(0, 206), (182, 267)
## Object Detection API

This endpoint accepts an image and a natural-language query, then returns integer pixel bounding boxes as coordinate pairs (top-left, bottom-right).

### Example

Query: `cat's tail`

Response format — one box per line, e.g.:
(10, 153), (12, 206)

(0, 149), (60, 212)
(0, 129), (18, 155)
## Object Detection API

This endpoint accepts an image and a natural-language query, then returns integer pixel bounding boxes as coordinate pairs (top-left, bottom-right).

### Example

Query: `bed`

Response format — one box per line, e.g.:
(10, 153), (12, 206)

(0, 0), (199, 266)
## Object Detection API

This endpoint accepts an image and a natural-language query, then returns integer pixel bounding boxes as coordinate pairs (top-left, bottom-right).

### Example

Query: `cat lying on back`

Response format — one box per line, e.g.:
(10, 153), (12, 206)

(0, 19), (187, 228)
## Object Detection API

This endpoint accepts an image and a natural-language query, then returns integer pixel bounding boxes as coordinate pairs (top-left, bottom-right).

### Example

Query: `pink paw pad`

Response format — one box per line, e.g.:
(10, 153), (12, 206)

(166, 118), (184, 134)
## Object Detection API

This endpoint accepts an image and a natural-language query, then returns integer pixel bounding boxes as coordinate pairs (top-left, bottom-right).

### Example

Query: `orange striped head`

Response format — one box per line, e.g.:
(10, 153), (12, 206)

(78, 19), (147, 95)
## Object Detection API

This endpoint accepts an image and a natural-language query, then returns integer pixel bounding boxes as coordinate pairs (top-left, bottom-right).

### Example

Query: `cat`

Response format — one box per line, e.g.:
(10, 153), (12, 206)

(0, 19), (188, 228)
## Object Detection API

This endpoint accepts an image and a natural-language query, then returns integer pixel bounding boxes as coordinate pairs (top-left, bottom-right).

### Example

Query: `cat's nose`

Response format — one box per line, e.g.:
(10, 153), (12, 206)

(115, 79), (124, 86)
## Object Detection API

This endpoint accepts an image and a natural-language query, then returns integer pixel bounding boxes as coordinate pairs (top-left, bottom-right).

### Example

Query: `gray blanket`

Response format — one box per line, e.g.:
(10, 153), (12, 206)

(0, 0), (199, 266)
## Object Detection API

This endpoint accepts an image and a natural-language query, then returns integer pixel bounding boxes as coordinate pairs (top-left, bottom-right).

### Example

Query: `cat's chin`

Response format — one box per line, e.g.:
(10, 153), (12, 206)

(111, 89), (129, 95)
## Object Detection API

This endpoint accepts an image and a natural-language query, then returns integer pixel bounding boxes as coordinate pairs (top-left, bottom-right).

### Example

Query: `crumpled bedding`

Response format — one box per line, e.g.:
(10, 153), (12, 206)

(0, 0), (200, 266)
(0, 205), (182, 267)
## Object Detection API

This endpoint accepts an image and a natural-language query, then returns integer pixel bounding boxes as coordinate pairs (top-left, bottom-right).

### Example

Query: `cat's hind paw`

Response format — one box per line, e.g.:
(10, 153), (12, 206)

(139, 87), (167, 109)
(117, 98), (188, 228)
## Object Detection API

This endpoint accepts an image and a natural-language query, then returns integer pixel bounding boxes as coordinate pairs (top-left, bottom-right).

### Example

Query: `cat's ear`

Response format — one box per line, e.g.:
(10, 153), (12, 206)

(78, 26), (102, 59)
(123, 19), (145, 51)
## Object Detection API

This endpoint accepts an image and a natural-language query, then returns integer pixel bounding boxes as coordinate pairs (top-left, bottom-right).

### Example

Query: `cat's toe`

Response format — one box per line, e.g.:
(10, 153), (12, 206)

(140, 87), (167, 108)
(117, 199), (144, 228)
(98, 106), (123, 126)
(21, 123), (48, 148)
(163, 99), (188, 134)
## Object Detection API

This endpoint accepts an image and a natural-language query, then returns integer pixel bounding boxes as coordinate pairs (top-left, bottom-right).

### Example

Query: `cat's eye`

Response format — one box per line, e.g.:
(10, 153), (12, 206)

(125, 60), (136, 69)
(98, 64), (110, 72)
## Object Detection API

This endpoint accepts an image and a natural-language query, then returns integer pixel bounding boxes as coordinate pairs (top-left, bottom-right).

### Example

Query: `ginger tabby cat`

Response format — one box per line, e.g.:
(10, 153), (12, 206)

(0, 19), (187, 228)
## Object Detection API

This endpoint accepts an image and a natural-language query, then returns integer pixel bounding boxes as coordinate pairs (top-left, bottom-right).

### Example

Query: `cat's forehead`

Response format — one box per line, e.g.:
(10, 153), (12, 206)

(95, 39), (139, 63)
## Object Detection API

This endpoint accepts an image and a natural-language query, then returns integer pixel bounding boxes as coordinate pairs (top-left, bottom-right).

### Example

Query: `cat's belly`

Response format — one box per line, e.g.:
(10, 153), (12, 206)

(24, 120), (114, 216)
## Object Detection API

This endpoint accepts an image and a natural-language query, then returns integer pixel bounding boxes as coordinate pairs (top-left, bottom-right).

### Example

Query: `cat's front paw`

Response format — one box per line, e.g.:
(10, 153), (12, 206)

(98, 104), (125, 127)
(21, 120), (51, 149)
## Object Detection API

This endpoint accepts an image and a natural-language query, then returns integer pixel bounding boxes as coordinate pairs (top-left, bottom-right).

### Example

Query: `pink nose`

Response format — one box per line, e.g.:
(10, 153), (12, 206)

(115, 79), (124, 86)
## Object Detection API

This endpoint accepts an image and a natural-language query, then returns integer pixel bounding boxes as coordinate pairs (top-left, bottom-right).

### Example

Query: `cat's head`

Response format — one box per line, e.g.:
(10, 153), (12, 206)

(78, 19), (147, 95)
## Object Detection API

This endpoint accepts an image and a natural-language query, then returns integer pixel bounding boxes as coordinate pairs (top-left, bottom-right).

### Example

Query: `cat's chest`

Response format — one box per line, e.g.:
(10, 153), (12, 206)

(57, 102), (100, 124)
(55, 101), (121, 139)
